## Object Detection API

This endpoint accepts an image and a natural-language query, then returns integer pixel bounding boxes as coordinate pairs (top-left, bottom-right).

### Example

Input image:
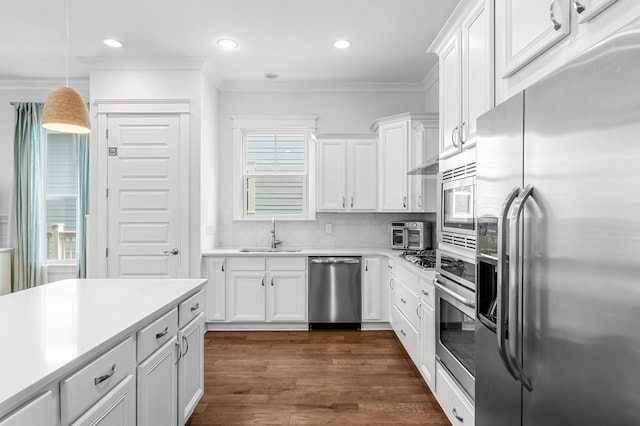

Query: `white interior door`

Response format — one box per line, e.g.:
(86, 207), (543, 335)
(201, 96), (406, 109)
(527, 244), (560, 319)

(107, 115), (182, 278)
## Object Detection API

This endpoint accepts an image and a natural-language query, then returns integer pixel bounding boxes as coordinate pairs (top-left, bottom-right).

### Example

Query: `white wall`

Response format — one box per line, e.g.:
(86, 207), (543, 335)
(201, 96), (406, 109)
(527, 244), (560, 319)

(0, 81), (89, 221)
(201, 75), (218, 250)
(215, 88), (432, 248)
(88, 68), (205, 278)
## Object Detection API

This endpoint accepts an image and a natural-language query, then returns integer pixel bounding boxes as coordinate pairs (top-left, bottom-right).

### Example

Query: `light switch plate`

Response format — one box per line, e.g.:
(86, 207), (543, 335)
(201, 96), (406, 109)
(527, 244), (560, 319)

(325, 223), (333, 234)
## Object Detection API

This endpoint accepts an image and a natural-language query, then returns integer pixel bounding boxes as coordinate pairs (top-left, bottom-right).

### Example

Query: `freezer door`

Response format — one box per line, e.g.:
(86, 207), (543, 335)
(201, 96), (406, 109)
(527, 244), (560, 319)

(521, 19), (640, 425)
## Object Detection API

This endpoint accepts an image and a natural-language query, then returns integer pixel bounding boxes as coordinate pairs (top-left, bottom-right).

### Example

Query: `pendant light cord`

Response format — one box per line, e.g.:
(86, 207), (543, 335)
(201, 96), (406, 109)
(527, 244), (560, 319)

(65, 0), (69, 87)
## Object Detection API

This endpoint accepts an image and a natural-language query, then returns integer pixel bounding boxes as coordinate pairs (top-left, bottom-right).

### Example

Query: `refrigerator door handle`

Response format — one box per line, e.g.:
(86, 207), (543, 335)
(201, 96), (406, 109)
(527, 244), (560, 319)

(497, 186), (522, 381)
(508, 184), (534, 391)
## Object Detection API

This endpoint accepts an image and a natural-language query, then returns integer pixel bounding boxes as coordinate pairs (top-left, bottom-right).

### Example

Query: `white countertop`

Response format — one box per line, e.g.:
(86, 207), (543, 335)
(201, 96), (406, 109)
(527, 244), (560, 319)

(0, 278), (206, 415)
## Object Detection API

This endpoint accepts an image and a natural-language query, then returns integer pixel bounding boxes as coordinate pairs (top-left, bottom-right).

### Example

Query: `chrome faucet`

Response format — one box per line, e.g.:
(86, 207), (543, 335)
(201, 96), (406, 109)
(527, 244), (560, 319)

(270, 218), (282, 249)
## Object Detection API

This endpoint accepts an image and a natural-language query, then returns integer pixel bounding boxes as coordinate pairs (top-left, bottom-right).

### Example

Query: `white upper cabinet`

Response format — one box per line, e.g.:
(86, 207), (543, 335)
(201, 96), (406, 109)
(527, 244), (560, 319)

(316, 137), (377, 212)
(500, 0), (571, 78)
(409, 117), (438, 213)
(377, 121), (409, 211)
(430, 0), (494, 160)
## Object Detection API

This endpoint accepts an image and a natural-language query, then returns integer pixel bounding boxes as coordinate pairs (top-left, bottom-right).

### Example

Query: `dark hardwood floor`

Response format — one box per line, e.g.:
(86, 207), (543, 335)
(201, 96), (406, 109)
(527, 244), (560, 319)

(186, 330), (450, 425)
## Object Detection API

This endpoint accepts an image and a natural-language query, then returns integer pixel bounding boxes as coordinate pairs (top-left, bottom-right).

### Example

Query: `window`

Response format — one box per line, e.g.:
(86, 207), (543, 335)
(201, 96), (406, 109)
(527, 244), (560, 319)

(232, 117), (317, 220)
(45, 133), (78, 260)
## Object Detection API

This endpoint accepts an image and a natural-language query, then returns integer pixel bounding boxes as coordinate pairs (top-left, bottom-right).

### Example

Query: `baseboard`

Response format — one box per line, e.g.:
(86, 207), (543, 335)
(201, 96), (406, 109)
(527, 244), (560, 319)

(205, 321), (392, 331)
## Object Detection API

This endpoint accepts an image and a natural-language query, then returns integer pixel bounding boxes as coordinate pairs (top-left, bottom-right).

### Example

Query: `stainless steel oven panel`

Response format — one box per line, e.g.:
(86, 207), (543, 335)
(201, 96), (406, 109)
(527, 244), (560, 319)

(435, 273), (476, 400)
(441, 175), (477, 237)
(437, 249), (477, 291)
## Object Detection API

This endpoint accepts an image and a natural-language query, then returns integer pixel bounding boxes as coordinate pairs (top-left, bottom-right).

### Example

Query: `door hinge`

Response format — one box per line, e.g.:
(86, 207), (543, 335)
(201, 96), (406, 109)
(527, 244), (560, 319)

(105, 248), (109, 257)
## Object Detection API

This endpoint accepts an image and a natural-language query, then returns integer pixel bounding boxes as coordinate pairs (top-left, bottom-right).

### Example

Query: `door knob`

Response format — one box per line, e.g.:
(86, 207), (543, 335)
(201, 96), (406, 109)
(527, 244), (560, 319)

(163, 248), (179, 255)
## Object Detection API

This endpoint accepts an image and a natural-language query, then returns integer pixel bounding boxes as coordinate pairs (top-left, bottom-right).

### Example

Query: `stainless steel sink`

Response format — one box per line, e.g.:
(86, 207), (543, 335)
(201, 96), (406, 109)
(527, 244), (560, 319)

(238, 248), (302, 253)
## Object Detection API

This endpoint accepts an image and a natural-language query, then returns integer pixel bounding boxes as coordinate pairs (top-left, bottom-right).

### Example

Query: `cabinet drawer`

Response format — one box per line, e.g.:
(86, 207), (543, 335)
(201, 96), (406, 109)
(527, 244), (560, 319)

(0, 391), (54, 426)
(227, 257), (265, 271)
(393, 279), (420, 330)
(179, 290), (205, 328)
(137, 308), (178, 363)
(269, 257), (306, 271)
(436, 362), (474, 426)
(419, 279), (435, 309)
(395, 263), (419, 294)
(392, 306), (419, 364)
(61, 337), (134, 424)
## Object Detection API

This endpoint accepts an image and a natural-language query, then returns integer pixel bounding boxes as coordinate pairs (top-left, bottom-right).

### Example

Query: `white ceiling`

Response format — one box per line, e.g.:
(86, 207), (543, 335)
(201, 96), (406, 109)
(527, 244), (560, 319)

(0, 0), (459, 84)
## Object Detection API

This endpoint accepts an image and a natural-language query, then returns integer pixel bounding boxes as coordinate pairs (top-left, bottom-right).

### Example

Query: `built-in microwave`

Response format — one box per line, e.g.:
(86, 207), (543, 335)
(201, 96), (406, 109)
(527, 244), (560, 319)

(439, 162), (477, 252)
(390, 221), (432, 250)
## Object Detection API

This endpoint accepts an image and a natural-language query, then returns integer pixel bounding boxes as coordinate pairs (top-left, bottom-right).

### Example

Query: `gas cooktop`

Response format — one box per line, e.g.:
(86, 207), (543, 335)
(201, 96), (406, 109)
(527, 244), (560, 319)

(399, 249), (436, 269)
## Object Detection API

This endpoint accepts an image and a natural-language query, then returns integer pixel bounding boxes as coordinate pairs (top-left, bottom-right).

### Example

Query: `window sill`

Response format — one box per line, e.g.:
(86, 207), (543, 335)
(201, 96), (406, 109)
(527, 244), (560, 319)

(47, 260), (76, 267)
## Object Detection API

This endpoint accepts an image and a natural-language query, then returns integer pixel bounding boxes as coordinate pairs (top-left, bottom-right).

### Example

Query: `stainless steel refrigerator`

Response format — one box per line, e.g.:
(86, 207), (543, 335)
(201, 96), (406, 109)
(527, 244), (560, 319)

(475, 19), (640, 426)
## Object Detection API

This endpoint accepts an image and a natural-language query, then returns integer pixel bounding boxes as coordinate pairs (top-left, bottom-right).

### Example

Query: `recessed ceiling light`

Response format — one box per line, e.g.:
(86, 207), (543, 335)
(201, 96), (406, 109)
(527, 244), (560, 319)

(217, 39), (239, 49)
(102, 38), (124, 48)
(334, 39), (351, 49)
(264, 73), (279, 80)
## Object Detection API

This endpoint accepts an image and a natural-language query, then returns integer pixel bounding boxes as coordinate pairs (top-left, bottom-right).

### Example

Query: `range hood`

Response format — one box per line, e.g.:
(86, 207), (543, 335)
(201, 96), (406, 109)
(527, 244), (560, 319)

(407, 155), (439, 175)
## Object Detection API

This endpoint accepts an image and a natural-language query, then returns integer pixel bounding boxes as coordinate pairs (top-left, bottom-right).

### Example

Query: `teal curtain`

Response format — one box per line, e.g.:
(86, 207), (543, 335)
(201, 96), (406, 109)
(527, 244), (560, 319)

(75, 134), (89, 278)
(12, 102), (46, 292)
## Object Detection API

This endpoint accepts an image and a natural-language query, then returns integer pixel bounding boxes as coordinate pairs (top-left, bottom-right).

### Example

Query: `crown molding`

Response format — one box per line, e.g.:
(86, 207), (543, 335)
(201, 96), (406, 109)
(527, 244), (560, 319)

(218, 80), (426, 93)
(0, 79), (89, 91)
(422, 65), (439, 91)
(78, 57), (207, 71)
(428, 0), (480, 55)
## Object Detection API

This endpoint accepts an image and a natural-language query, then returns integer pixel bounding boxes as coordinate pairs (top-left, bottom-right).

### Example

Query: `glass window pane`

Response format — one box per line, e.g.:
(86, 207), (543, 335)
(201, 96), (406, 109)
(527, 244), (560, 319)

(245, 134), (305, 174)
(46, 198), (77, 260)
(46, 134), (78, 196)
(245, 176), (304, 216)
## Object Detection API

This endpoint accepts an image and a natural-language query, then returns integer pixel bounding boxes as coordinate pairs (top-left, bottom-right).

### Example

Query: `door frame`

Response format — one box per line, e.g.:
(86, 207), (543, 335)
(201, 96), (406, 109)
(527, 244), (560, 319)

(88, 100), (191, 278)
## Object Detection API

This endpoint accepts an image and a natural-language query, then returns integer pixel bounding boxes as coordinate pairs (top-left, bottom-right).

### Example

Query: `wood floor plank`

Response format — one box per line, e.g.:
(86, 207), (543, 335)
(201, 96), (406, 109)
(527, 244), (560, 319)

(186, 330), (450, 425)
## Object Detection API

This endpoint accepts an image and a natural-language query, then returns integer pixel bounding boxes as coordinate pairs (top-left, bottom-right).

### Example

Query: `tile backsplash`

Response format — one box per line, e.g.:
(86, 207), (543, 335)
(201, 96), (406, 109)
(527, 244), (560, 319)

(215, 212), (436, 249)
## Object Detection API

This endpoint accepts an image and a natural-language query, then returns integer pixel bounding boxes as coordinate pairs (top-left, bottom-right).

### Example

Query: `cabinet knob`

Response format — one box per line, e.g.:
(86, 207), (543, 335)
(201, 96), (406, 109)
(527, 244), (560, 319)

(350, 197), (354, 208)
(573, 0), (585, 13)
(550, 0), (562, 31)
(402, 196), (407, 208)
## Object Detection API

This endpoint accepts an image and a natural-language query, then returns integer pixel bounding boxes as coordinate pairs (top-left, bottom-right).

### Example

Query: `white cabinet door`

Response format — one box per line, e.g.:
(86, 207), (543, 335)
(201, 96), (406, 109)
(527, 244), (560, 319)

(268, 271), (307, 322)
(0, 391), (54, 426)
(439, 34), (462, 159)
(499, 0), (571, 77)
(419, 303), (435, 389)
(178, 313), (205, 425)
(227, 271), (266, 321)
(317, 140), (347, 211)
(362, 257), (384, 321)
(347, 140), (377, 211)
(71, 375), (136, 426)
(137, 338), (178, 426)
(461, 0), (494, 146)
(204, 257), (226, 321)
(575, 0), (619, 23)
(378, 122), (408, 211)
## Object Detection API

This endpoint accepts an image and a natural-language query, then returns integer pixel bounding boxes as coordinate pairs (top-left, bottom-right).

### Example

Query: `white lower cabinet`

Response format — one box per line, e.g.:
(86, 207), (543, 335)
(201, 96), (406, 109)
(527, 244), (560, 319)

(204, 257), (226, 321)
(391, 306), (419, 364)
(362, 257), (386, 322)
(137, 338), (178, 426)
(0, 391), (55, 426)
(418, 279), (436, 389)
(226, 257), (306, 323)
(436, 362), (475, 426)
(178, 312), (205, 425)
(71, 375), (136, 426)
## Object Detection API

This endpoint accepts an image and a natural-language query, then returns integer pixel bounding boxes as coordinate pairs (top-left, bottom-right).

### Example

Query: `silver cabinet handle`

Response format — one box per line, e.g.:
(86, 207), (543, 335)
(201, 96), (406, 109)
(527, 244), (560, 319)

(450, 125), (459, 148)
(452, 408), (464, 422)
(417, 195), (422, 209)
(310, 258), (360, 264)
(458, 122), (465, 145)
(421, 289), (429, 297)
(175, 340), (181, 364)
(221, 261), (225, 272)
(389, 277), (394, 290)
(190, 303), (200, 312)
(182, 335), (190, 358)
(387, 264), (393, 270)
(497, 186), (521, 380)
(573, 0), (585, 14)
(508, 184), (534, 391)
(155, 326), (169, 339)
(163, 248), (179, 255)
(365, 261), (368, 272)
(342, 196), (345, 208)
(400, 298), (407, 304)
(271, 276), (275, 286)
(402, 196), (407, 208)
(550, 0), (562, 31)
(400, 329), (406, 337)
(350, 197), (354, 208)
(94, 363), (116, 386)
(416, 304), (422, 319)
(261, 275), (265, 286)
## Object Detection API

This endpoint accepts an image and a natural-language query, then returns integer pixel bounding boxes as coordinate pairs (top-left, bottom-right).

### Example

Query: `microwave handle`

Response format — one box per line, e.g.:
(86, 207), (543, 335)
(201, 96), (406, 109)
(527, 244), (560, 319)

(403, 227), (409, 249)
(497, 186), (521, 381)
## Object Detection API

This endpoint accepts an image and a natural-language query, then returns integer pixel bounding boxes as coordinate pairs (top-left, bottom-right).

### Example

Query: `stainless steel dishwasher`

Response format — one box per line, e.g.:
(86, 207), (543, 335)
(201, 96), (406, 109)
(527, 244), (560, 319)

(308, 257), (362, 329)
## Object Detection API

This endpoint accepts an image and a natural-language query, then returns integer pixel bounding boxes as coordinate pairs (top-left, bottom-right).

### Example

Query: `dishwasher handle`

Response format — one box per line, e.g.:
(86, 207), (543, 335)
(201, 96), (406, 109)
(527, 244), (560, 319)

(310, 258), (361, 264)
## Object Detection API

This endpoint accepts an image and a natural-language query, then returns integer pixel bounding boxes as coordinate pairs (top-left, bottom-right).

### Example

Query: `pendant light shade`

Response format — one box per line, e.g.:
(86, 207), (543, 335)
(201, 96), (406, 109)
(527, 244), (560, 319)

(42, 86), (91, 134)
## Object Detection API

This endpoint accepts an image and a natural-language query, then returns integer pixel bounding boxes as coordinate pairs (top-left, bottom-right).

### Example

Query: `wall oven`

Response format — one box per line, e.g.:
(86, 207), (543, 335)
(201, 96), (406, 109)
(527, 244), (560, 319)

(435, 248), (476, 400)
(390, 221), (432, 250)
(439, 162), (477, 252)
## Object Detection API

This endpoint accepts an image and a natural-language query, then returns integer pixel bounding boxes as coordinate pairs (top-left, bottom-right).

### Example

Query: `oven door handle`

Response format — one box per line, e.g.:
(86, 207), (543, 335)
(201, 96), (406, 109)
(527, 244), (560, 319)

(434, 278), (476, 309)
(508, 184), (534, 391)
(497, 186), (521, 381)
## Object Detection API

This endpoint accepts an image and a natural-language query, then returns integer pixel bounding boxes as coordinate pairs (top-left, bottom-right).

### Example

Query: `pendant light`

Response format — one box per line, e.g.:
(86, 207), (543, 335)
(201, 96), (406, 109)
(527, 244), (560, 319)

(42, 0), (91, 134)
